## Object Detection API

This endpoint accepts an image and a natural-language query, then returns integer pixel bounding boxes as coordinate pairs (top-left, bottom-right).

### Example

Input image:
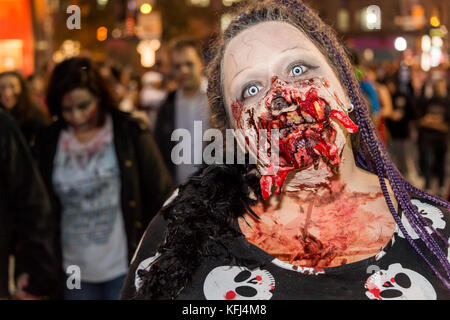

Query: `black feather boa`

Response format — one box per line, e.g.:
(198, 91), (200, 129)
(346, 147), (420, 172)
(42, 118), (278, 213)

(134, 164), (262, 299)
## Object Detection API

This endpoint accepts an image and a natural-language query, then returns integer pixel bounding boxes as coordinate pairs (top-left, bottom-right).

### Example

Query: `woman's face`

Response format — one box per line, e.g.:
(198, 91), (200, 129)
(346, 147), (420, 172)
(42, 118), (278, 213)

(0, 75), (22, 109)
(61, 88), (99, 130)
(223, 21), (358, 198)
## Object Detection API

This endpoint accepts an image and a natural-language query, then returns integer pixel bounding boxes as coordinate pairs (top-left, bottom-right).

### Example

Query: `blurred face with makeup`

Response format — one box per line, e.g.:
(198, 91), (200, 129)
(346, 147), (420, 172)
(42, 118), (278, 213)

(0, 74), (22, 110)
(61, 88), (99, 132)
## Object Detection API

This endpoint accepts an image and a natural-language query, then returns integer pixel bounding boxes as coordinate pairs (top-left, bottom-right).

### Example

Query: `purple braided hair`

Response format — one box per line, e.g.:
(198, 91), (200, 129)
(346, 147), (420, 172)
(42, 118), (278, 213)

(289, 0), (450, 288)
(207, 0), (450, 289)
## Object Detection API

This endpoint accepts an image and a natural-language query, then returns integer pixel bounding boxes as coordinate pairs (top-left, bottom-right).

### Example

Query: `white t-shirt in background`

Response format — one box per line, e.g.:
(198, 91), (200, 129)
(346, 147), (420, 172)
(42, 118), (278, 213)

(53, 116), (128, 283)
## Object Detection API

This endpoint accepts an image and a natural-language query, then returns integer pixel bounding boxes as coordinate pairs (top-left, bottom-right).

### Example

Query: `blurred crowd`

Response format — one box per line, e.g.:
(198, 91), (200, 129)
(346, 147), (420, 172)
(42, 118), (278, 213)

(0, 36), (449, 300)
(352, 52), (450, 199)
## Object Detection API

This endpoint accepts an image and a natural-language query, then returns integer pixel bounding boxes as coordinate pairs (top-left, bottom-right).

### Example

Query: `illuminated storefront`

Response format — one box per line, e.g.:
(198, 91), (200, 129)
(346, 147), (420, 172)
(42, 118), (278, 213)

(0, 0), (34, 75)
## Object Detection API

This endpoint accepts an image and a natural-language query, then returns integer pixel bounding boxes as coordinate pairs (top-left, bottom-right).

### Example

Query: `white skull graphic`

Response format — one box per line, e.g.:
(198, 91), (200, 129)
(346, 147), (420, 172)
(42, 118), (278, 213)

(397, 199), (446, 240)
(365, 263), (436, 300)
(134, 252), (161, 291)
(203, 266), (275, 300)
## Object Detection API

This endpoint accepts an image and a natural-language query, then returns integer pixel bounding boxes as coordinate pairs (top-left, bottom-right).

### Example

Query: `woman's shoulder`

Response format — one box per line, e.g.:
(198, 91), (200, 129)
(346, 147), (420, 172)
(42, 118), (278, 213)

(111, 108), (149, 133)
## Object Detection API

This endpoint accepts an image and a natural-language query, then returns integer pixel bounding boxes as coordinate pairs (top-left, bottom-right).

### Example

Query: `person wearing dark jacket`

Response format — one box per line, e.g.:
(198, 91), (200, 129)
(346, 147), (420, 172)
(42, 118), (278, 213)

(385, 76), (414, 175)
(0, 109), (57, 299)
(154, 37), (210, 184)
(35, 57), (173, 300)
(0, 71), (49, 149)
(417, 78), (450, 195)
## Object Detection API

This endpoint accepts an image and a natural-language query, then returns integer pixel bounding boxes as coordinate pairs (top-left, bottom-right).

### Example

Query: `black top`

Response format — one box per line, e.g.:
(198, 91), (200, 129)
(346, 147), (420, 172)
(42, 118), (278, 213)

(122, 192), (450, 300)
(385, 92), (414, 139)
(154, 91), (177, 180)
(418, 96), (450, 140)
(0, 110), (56, 298)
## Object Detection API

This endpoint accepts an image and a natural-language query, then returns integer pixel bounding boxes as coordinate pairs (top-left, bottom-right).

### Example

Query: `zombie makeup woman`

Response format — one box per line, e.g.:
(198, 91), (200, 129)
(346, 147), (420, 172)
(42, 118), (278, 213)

(0, 71), (49, 149)
(121, 0), (450, 300)
(35, 57), (173, 299)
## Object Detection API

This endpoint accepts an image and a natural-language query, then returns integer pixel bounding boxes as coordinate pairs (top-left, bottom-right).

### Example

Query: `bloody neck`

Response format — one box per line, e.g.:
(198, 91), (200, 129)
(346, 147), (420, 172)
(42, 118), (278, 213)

(239, 141), (397, 270)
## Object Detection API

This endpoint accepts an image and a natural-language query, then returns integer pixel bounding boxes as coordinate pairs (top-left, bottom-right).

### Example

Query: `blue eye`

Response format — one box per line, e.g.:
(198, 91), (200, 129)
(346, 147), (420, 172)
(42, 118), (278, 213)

(290, 65), (307, 76)
(242, 84), (261, 99)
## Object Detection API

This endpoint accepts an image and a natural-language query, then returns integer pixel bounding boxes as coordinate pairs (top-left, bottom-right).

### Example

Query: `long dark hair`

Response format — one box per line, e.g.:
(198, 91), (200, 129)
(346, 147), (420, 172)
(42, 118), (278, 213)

(0, 71), (41, 127)
(46, 57), (117, 127)
(206, 0), (449, 288)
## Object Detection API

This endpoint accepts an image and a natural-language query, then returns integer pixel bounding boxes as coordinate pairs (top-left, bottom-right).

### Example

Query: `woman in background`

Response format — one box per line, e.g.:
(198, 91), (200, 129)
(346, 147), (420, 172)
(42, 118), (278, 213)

(0, 71), (49, 149)
(36, 57), (173, 300)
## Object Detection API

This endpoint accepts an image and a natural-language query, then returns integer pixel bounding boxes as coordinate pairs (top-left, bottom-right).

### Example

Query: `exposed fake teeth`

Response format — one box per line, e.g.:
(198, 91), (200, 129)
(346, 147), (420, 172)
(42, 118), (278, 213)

(271, 104), (298, 116)
(258, 87), (359, 199)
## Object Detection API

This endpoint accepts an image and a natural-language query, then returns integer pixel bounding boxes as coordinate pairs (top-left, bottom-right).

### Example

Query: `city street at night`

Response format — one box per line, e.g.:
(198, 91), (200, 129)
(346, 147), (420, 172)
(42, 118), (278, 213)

(0, 0), (449, 306)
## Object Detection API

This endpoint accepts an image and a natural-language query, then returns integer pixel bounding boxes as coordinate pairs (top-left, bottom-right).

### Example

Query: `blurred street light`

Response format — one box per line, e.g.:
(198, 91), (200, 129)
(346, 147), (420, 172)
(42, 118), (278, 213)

(97, 0), (108, 8)
(188, 0), (210, 7)
(52, 40), (81, 63)
(421, 53), (431, 71)
(97, 26), (108, 41)
(137, 39), (161, 68)
(364, 5), (381, 30)
(430, 16), (440, 27)
(140, 3), (152, 15)
(394, 37), (407, 51)
(421, 35), (431, 52)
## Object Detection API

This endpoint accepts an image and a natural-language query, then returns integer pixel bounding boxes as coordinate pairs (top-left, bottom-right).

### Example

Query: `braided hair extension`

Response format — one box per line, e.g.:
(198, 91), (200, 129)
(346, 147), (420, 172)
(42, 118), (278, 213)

(206, 0), (449, 288)
(136, 0), (450, 299)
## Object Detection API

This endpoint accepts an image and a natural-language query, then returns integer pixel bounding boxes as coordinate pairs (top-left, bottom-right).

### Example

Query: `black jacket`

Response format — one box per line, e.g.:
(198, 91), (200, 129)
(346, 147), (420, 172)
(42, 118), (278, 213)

(154, 91), (176, 180)
(2, 105), (49, 150)
(385, 92), (414, 139)
(0, 110), (56, 298)
(35, 108), (174, 297)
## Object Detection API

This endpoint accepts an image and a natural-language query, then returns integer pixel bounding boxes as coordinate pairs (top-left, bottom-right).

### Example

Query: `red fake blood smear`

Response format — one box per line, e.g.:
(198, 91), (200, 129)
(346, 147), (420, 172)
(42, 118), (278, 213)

(231, 100), (244, 128)
(256, 275), (262, 281)
(368, 288), (382, 300)
(240, 182), (389, 269)
(258, 88), (358, 199)
(225, 290), (237, 300)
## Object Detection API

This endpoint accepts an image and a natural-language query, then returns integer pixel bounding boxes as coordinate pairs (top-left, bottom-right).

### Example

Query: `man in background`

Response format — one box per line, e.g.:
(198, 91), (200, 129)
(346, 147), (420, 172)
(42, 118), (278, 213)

(154, 37), (210, 184)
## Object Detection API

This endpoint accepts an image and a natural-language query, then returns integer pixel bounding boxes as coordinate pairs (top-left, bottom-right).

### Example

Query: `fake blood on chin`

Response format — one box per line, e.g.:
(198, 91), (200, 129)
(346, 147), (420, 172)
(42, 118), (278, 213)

(258, 86), (358, 199)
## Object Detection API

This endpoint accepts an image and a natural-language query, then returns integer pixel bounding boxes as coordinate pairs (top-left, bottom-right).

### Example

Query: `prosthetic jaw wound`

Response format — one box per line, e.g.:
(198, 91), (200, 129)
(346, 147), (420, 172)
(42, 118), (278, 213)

(233, 76), (358, 199)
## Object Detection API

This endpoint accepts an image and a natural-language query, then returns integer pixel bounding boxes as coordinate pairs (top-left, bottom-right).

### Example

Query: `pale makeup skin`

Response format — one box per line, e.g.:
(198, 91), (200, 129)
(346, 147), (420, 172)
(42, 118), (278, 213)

(0, 75), (21, 110)
(61, 88), (101, 143)
(171, 47), (204, 98)
(223, 21), (397, 268)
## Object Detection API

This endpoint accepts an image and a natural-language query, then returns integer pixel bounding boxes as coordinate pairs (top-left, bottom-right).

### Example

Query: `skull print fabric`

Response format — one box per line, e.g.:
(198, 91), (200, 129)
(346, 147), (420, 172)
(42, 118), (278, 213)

(396, 199), (446, 240)
(203, 266), (276, 300)
(365, 263), (437, 300)
(121, 197), (450, 300)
